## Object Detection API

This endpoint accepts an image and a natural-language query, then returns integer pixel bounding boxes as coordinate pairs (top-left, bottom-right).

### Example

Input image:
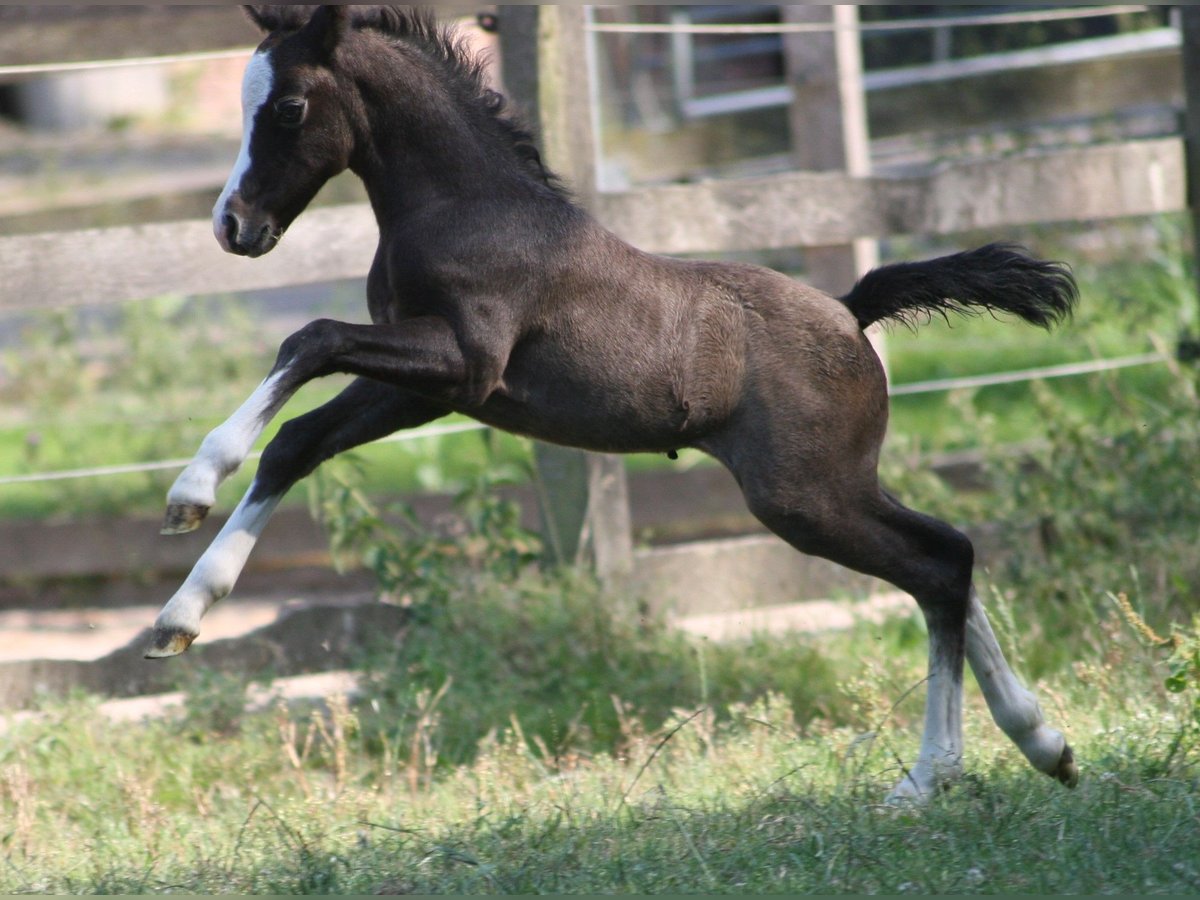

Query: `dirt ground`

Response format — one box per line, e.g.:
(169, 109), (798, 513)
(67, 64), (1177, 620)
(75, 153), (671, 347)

(0, 579), (911, 730)
(0, 587), (913, 664)
(0, 589), (376, 663)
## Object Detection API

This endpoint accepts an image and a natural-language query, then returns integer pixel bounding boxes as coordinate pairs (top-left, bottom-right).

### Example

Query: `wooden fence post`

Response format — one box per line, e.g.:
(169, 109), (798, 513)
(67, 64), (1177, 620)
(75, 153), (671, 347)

(497, 5), (633, 577)
(1180, 4), (1200, 361)
(782, 5), (885, 369)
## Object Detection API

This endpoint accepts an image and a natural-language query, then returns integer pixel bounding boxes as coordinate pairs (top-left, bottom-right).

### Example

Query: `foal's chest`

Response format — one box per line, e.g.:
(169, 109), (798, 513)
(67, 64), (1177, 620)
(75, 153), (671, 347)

(364, 252), (440, 324)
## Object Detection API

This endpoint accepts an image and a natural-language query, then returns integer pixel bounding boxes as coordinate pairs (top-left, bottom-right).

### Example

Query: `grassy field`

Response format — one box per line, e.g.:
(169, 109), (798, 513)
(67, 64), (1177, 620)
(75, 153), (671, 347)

(0, 592), (1196, 894)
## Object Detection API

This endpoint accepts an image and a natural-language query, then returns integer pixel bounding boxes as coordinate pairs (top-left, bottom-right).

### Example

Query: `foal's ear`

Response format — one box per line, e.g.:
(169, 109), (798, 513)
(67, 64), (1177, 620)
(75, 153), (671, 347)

(306, 5), (352, 60)
(242, 5), (312, 34)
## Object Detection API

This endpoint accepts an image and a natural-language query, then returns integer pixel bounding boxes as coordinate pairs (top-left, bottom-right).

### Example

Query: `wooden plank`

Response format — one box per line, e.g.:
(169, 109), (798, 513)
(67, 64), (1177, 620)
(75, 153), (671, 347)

(1180, 6), (1200, 355)
(0, 5), (487, 72)
(1, 138), (1184, 312)
(782, 5), (883, 365)
(0, 7), (252, 72)
(595, 137), (1185, 254)
(783, 5), (878, 294)
(1, 204), (378, 312)
(0, 446), (1010, 597)
(521, 5), (633, 579)
(921, 139), (1184, 234)
(499, 6), (634, 576)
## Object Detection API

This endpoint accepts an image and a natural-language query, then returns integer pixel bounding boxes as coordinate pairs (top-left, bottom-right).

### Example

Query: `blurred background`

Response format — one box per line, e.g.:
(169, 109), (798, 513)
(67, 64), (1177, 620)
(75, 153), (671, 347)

(1, 2), (1194, 634)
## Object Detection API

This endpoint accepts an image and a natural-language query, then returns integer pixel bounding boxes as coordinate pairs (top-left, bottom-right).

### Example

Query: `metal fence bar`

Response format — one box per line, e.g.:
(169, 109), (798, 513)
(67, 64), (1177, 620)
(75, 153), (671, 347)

(0, 421), (488, 486)
(887, 352), (1167, 396)
(864, 27), (1179, 92)
(0, 47), (255, 79)
(0, 7), (1153, 78)
(587, 5), (1152, 36)
(1, 354), (1171, 487)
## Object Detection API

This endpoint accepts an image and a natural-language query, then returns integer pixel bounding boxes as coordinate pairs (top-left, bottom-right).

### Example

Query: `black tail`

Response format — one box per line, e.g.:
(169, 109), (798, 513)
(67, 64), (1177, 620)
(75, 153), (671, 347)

(840, 242), (1078, 331)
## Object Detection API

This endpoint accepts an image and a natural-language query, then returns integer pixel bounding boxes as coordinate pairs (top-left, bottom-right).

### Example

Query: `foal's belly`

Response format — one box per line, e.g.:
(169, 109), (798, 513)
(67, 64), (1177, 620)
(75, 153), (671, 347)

(469, 389), (686, 455)
(467, 359), (693, 455)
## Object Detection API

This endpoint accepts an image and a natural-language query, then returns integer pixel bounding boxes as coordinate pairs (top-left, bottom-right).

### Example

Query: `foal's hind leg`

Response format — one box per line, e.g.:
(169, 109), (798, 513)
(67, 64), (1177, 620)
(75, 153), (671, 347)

(147, 380), (445, 657)
(738, 470), (1076, 798)
(738, 479), (976, 800)
(965, 589), (1078, 786)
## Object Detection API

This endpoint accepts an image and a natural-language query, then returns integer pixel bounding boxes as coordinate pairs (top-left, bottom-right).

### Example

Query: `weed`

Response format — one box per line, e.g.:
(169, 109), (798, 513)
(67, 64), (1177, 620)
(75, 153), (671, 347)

(0, 753), (36, 857)
(1113, 591), (1200, 772)
(0, 616), (1197, 893)
(306, 452), (851, 774)
(178, 667), (259, 740)
(310, 451), (540, 602)
(881, 331), (1200, 680)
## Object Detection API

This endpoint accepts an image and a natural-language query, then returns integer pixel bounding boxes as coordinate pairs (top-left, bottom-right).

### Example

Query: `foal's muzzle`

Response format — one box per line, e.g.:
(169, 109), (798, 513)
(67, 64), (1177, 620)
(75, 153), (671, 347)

(217, 209), (282, 258)
(214, 193), (282, 258)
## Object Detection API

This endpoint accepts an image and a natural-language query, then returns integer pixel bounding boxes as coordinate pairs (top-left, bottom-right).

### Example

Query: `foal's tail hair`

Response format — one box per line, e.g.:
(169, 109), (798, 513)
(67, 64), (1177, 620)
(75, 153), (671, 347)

(839, 242), (1078, 331)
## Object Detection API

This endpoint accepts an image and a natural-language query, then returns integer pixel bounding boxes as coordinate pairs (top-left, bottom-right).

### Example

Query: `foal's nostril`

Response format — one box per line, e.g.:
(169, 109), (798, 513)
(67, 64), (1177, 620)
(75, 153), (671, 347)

(223, 213), (241, 247)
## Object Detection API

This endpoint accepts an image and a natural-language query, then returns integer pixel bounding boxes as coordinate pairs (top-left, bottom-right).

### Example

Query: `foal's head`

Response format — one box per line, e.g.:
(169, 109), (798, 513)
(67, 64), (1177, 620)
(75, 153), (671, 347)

(215, 6), (356, 257)
(214, 5), (560, 258)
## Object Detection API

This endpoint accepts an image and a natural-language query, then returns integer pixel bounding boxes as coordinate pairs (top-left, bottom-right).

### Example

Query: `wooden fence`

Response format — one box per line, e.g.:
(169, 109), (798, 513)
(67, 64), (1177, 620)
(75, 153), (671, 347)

(0, 136), (1184, 311)
(1, 5), (1197, 605)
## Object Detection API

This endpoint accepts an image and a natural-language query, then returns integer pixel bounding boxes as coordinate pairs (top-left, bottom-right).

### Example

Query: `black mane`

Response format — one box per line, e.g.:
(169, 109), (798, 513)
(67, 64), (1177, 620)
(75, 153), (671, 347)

(244, 5), (566, 196)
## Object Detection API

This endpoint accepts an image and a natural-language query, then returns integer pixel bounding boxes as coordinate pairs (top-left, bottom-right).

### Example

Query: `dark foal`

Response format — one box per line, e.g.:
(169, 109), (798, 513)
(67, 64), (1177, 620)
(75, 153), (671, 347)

(149, 6), (1079, 802)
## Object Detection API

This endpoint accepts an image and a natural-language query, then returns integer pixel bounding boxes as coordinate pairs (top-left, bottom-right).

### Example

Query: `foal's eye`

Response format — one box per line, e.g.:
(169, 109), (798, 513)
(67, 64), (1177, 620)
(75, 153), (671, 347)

(274, 97), (307, 128)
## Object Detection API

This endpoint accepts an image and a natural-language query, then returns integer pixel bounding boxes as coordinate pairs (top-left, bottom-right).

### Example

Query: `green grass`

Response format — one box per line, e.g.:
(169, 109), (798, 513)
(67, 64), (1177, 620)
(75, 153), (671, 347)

(0, 606), (1196, 894)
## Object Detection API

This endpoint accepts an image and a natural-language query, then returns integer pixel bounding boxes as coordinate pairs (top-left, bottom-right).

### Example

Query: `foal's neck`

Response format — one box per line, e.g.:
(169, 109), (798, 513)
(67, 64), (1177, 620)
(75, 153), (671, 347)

(344, 40), (556, 233)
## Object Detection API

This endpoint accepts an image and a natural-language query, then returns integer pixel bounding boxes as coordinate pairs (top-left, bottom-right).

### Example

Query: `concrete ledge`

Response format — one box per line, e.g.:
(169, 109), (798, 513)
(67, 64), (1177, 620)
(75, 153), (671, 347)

(632, 534), (887, 617)
(0, 532), (913, 710)
(673, 591), (914, 641)
(0, 601), (409, 710)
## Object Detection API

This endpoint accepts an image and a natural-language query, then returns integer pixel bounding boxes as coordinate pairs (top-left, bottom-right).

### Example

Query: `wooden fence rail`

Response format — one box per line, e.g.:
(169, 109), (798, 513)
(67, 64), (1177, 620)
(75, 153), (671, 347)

(1, 137), (1184, 313)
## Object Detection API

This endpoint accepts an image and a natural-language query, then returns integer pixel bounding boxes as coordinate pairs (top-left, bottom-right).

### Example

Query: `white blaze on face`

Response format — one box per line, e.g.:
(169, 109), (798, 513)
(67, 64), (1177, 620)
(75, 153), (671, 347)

(213, 49), (275, 247)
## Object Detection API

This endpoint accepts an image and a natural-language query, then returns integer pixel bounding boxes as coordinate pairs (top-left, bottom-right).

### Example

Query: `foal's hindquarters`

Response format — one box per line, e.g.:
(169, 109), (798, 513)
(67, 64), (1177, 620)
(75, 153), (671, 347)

(698, 284), (1077, 800)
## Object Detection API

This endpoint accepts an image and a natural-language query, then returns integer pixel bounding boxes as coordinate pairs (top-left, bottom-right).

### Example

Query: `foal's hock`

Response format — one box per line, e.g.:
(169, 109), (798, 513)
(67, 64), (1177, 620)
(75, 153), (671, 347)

(146, 5), (1079, 802)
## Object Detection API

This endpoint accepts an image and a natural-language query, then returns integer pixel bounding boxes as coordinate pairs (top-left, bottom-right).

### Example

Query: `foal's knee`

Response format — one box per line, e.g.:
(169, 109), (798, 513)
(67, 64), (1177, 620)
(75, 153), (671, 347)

(273, 319), (343, 378)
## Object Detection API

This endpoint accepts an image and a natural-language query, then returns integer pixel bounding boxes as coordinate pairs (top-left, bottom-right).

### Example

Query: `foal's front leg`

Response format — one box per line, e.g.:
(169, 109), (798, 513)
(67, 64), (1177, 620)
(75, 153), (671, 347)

(148, 379), (449, 657)
(161, 367), (293, 534)
(148, 319), (471, 657)
(161, 317), (468, 534)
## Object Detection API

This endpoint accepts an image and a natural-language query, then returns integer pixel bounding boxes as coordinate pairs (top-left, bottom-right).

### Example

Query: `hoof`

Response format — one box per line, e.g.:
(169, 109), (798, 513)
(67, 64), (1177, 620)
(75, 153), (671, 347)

(161, 503), (209, 535)
(886, 773), (935, 806)
(144, 626), (197, 659)
(1051, 743), (1079, 788)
